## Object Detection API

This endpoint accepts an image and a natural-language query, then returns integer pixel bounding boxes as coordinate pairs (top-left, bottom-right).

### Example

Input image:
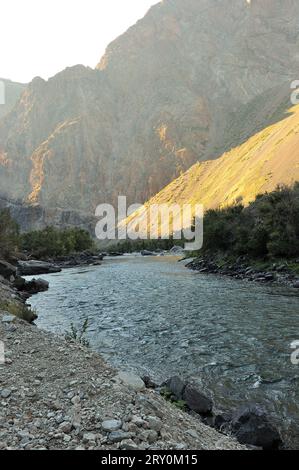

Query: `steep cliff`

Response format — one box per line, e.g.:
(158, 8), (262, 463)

(0, 0), (299, 219)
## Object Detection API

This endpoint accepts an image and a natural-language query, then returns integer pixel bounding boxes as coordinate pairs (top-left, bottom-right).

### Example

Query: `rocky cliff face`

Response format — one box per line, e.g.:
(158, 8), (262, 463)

(0, 0), (299, 220)
(0, 79), (26, 119)
(0, 196), (97, 235)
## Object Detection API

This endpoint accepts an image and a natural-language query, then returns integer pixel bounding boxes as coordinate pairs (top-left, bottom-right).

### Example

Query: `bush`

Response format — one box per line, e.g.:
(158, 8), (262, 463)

(21, 226), (94, 258)
(200, 183), (299, 260)
(0, 209), (20, 259)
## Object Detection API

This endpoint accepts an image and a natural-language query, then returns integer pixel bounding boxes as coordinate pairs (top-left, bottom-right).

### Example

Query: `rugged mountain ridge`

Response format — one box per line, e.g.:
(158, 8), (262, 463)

(1, 0), (299, 223)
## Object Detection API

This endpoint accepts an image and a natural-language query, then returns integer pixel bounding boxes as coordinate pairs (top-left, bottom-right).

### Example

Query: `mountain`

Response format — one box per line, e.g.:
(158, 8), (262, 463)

(0, 0), (299, 224)
(122, 94), (299, 238)
(0, 79), (26, 119)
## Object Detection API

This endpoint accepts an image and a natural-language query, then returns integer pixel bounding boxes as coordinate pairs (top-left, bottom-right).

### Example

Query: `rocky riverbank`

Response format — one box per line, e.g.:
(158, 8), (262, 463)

(0, 263), (247, 451)
(0, 307), (246, 450)
(186, 256), (299, 289)
(17, 251), (105, 276)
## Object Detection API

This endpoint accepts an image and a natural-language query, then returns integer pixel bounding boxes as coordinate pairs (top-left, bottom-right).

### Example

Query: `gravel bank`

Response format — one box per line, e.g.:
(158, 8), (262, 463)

(0, 284), (244, 450)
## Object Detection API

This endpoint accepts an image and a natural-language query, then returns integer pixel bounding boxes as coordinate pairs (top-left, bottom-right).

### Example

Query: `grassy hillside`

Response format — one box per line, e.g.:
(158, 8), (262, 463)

(121, 102), (299, 238)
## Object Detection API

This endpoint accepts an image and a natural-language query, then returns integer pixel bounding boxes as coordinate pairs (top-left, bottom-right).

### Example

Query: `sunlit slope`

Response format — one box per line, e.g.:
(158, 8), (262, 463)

(122, 104), (299, 234)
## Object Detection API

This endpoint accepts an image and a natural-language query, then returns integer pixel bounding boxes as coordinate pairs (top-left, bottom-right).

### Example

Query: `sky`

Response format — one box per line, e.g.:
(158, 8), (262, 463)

(0, 0), (158, 83)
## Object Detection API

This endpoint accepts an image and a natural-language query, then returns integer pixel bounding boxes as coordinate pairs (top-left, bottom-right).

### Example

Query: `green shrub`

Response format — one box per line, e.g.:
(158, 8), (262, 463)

(0, 208), (20, 259)
(199, 183), (299, 260)
(65, 318), (90, 347)
(0, 300), (37, 323)
(21, 227), (94, 258)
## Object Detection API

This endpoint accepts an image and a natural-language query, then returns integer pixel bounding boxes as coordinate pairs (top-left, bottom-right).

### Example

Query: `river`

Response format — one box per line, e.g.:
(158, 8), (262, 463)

(26, 255), (299, 447)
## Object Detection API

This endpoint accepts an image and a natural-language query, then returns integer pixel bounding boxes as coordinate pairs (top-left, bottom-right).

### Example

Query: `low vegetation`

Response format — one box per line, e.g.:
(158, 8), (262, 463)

(21, 226), (94, 259)
(0, 208), (20, 259)
(160, 388), (187, 411)
(196, 183), (299, 261)
(0, 209), (95, 260)
(0, 299), (37, 323)
(64, 318), (90, 347)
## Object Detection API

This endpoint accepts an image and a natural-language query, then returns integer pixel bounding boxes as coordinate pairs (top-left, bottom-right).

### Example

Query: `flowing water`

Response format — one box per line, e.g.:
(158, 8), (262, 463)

(26, 255), (299, 447)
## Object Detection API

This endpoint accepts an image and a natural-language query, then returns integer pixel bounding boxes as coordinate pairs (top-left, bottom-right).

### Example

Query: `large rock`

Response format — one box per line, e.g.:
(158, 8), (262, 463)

(17, 260), (61, 276)
(0, 260), (17, 280)
(163, 376), (186, 400)
(23, 278), (49, 295)
(231, 406), (282, 450)
(182, 384), (213, 415)
(141, 250), (156, 257)
(117, 372), (145, 391)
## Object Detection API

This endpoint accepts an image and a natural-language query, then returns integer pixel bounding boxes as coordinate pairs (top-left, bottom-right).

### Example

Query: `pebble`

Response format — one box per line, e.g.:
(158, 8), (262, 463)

(102, 419), (122, 432)
(83, 433), (96, 443)
(120, 439), (138, 450)
(58, 422), (72, 434)
(117, 372), (145, 391)
(147, 416), (162, 432)
(1, 389), (12, 399)
(2, 315), (15, 323)
(108, 431), (132, 443)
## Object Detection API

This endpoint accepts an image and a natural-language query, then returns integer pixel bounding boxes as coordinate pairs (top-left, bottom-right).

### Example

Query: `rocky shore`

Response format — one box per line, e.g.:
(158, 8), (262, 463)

(0, 308), (245, 450)
(186, 256), (299, 289)
(0, 261), (246, 451)
(17, 251), (105, 275)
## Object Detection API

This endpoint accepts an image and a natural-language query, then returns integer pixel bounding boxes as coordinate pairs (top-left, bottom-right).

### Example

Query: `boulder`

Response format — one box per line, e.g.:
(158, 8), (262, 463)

(142, 376), (158, 389)
(0, 260), (17, 280)
(231, 406), (282, 450)
(23, 278), (49, 295)
(13, 276), (26, 291)
(214, 412), (232, 431)
(163, 376), (186, 400)
(117, 372), (145, 391)
(141, 250), (156, 256)
(293, 281), (299, 289)
(17, 260), (61, 276)
(182, 384), (213, 415)
(169, 246), (185, 254)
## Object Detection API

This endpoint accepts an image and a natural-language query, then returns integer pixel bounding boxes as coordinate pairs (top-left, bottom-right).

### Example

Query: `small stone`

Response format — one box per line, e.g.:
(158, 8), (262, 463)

(102, 419), (122, 432)
(120, 439), (139, 450)
(140, 429), (158, 444)
(147, 416), (162, 432)
(71, 396), (81, 406)
(186, 429), (199, 439)
(108, 431), (131, 444)
(1, 389), (12, 399)
(1, 314), (15, 324)
(131, 416), (146, 427)
(117, 372), (145, 391)
(58, 422), (72, 434)
(83, 433), (96, 443)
